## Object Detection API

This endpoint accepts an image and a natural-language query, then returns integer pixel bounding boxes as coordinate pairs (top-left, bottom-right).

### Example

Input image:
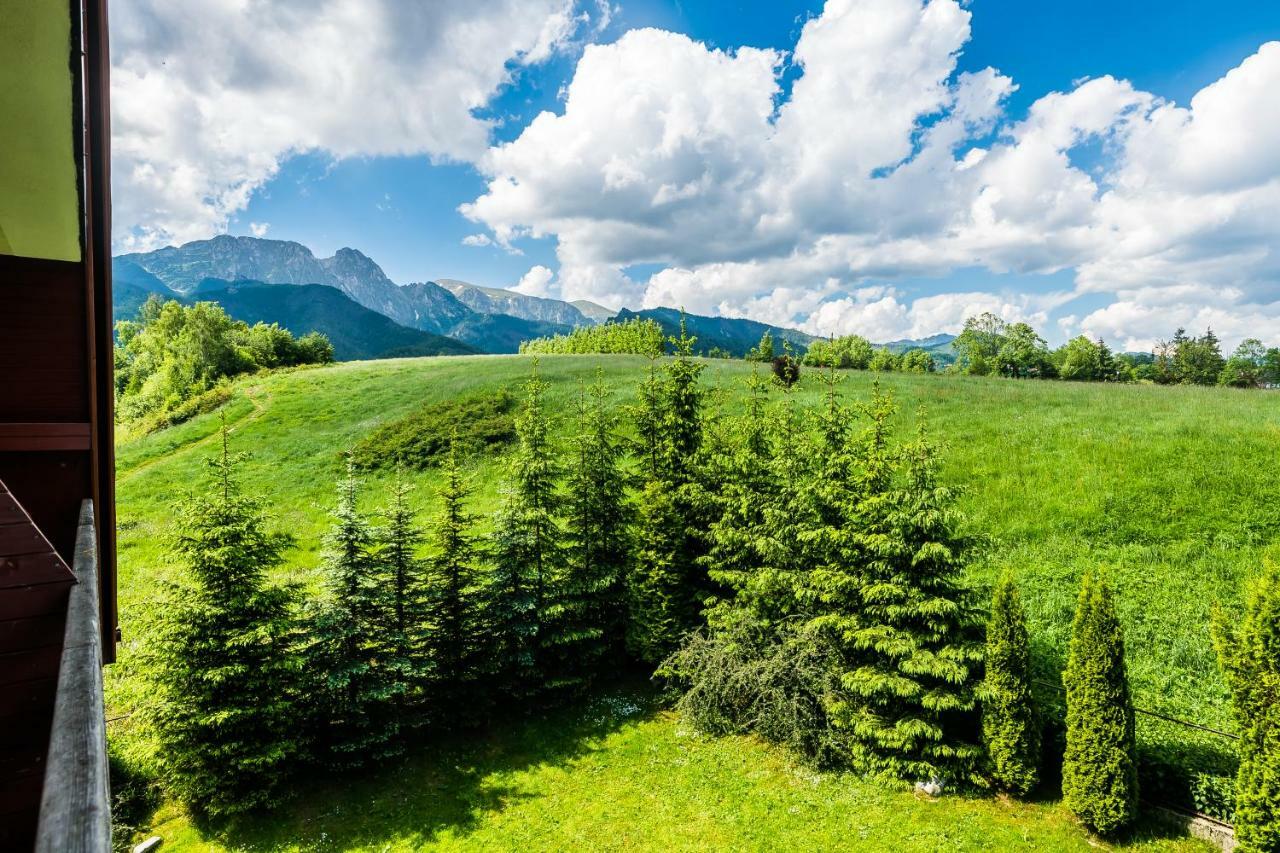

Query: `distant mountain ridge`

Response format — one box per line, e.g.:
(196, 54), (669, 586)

(111, 260), (478, 360)
(881, 333), (957, 350)
(437, 279), (593, 327)
(115, 235), (962, 363)
(571, 300), (615, 323)
(194, 280), (478, 360)
(879, 333), (958, 364)
(115, 235), (577, 353)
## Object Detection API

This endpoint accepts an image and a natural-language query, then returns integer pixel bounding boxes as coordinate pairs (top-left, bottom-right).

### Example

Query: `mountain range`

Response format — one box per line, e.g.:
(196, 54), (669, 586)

(112, 234), (951, 362)
(114, 235), (586, 354)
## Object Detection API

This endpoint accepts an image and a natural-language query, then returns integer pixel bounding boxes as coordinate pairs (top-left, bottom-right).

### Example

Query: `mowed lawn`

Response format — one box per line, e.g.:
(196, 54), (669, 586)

(144, 684), (1205, 852)
(109, 354), (1280, 849)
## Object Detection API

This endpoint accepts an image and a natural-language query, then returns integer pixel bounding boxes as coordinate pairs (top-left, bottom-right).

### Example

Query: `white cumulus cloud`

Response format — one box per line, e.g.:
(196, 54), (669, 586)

(513, 264), (557, 298)
(462, 0), (1280, 347)
(112, 0), (589, 251)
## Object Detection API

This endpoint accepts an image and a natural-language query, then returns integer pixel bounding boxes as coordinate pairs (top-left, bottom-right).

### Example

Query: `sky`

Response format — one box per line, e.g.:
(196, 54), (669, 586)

(110, 0), (1280, 348)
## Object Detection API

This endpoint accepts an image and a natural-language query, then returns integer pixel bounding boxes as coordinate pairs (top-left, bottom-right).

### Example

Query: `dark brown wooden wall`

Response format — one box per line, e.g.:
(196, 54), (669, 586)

(0, 255), (95, 559)
(0, 253), (95, 853)
(0, 0), (115, 845)
(0, 480), (75, 850)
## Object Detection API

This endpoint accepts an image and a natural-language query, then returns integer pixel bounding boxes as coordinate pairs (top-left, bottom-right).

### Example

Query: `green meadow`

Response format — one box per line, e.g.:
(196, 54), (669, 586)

(109, 354), (1280, 850)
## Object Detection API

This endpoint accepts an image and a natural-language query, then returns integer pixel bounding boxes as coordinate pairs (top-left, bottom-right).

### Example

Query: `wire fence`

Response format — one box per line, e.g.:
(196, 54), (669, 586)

(1030, 678), (1239, 824)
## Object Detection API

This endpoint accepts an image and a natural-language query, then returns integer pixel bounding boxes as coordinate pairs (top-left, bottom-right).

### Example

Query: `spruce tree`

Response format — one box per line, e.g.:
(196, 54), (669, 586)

(703, 371), (775, 607)
(705, 370), (809, 629)
(553, 377), (632, 685)
(982, 574), (1040, 796)
(307, 458), (405, 767)
(424, 438), (489, 723)
(628, 313), (709, 663)
(377, 471), (429, 709)
(841, 422), (984, 782)
(1062, 572), (1138, 835)
(661, 312), (707, 481)
(1213, 565), (1280, 852)
(632, 357), (665, 482)
(805, 381), (888, 723)
(628, 480), (690, 663)
(488, 360), (563, 699)
(146, 424), (302, 816)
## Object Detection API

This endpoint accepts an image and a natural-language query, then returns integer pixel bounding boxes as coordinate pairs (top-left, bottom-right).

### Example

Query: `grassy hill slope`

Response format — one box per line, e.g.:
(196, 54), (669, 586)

(110, 355), (1278, 849)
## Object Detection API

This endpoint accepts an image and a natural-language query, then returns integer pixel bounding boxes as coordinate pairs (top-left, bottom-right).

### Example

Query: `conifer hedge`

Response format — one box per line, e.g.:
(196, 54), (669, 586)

(1062, 572), (1138, 835)
(1214, 566), (1280, 852)
(982, 575), (1039, 796)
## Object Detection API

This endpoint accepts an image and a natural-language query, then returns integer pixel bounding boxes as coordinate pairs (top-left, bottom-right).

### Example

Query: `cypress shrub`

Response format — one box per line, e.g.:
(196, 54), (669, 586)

(982, 574), (1040, 796)
(1213, 565), (1280, 852)
(1062, 572), (1138, 835)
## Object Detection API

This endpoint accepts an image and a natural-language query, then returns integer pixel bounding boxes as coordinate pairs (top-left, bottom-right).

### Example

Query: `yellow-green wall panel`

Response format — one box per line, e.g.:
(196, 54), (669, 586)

(0, 0), (81, 262)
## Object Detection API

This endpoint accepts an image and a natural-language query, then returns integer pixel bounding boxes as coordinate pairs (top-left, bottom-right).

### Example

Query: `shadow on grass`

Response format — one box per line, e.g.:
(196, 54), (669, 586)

(198, 677), (661, 851)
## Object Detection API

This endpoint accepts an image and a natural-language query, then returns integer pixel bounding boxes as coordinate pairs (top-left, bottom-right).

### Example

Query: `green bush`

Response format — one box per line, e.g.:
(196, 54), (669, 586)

(982, 574), (1040, 796)
(1062, 572), (1138, 835)
(350, 389), (515, 470)
(115, 295), (332, 424)
(109, 751), (161, 853)
(131, 383), (235, 436)
(1190, 773), (1236, 824)
(802, 334), (873, 369)
(665, 614), (848, 768)
(1214, 565), (1280, 852)
(520, 317), (664, 356)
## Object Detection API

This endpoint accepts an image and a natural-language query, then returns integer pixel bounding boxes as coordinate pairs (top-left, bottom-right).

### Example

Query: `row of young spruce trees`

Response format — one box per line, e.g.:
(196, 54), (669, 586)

(146, 323), (1279, 850)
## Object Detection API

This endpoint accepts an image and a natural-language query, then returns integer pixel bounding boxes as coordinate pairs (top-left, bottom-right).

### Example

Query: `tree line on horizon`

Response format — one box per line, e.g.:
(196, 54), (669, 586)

(944, 312), (1277, 387)
(520, 307), (1279, 391)
(139, 323), (1279, 848)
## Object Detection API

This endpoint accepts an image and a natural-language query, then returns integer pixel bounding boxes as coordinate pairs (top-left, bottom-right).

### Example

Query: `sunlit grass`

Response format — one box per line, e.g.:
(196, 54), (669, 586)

(145, 683), (1207, 852)
(110, 354), (1278, 849)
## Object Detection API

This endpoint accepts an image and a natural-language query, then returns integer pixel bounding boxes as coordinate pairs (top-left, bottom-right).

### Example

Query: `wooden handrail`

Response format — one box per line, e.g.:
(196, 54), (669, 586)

(35, 500), (110, 852)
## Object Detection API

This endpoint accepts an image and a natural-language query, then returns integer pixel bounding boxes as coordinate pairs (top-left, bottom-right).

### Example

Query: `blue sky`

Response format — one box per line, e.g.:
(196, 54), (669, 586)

(226, 0), (1279, 292)
(114, 0), (1280, 347)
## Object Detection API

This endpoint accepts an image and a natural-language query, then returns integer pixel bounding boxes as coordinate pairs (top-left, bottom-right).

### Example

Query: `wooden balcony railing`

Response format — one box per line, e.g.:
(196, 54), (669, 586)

(35, 500), (110, 852)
